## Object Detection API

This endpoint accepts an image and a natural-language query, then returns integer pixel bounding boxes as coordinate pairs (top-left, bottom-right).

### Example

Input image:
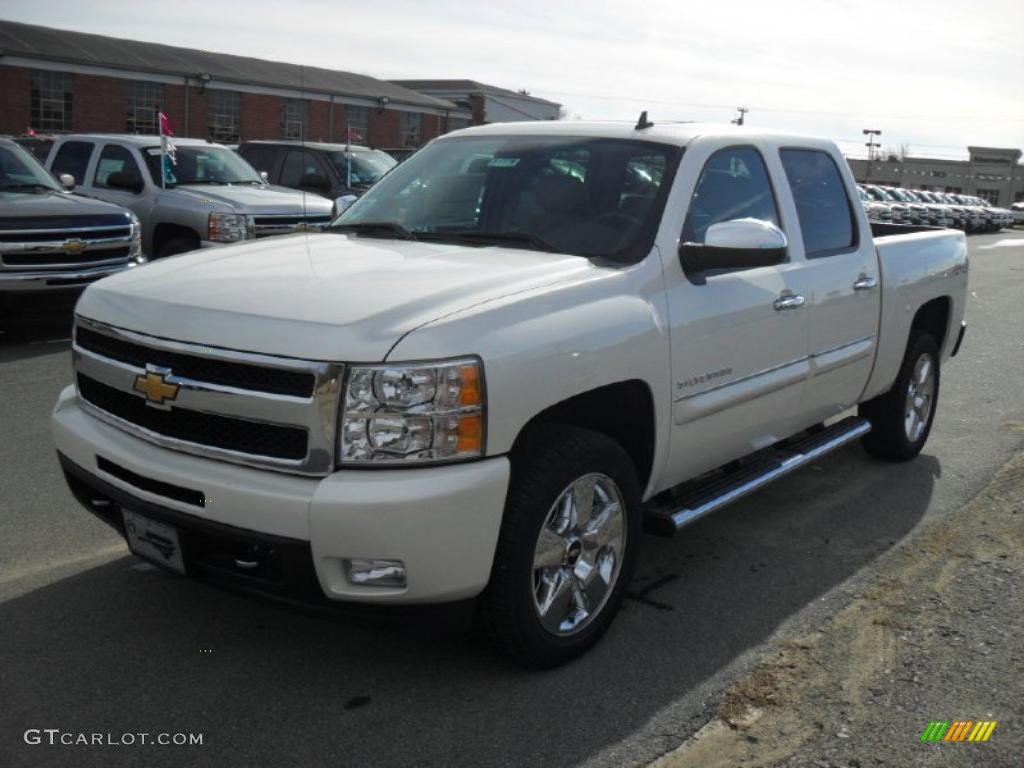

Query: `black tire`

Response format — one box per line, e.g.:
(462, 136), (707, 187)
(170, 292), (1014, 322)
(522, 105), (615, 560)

(482, 424), (641, 668)
(156, 235), (199, 259)
(859, 332), (940, 462)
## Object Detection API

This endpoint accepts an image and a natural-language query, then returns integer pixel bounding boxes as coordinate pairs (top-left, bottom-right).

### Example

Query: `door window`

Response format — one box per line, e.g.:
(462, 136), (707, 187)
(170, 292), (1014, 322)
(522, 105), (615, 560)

(681, 147), (780, 245)
(280, 149), (330, 191)
(50, 141), (95, 185)
(94, 144), (145, 189)
(239, 146), (279, 177)
(780, 149), (856, 258)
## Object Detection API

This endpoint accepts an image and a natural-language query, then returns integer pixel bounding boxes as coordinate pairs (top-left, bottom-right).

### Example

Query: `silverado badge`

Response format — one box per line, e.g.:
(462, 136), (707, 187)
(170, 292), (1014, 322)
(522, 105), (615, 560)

(133, 367), (180, 406)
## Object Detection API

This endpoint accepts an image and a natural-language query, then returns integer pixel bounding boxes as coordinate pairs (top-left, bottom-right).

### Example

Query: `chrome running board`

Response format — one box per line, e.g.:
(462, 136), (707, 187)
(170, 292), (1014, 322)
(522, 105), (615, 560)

(643, 416), (871, 536)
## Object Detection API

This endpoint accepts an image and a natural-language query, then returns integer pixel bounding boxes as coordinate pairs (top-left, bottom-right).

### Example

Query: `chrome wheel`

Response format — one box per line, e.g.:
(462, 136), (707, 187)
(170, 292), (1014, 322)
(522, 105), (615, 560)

(532, 473), (626, 636)
(904, 353), (935, 442)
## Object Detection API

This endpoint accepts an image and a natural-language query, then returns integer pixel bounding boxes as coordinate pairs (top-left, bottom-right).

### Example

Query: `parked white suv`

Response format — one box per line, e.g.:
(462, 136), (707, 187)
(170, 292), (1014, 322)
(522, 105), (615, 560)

(52, 121), (968, 666)
(46, 135), (334, 258)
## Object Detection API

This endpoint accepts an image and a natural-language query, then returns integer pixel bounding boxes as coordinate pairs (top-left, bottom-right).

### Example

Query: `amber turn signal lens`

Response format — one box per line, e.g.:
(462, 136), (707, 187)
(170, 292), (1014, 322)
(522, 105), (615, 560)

(456, 413), (483, 453)
(459, 363), (482, 407)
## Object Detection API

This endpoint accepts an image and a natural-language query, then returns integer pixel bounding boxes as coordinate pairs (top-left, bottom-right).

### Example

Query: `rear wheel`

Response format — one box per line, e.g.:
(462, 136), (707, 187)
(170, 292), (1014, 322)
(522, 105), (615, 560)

(482, 425), (641, 667)
(859, 332), (940, 461)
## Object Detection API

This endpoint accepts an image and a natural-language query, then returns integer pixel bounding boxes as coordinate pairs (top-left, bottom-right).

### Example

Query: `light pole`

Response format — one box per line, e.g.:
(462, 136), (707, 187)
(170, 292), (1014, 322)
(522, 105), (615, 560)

(731, 107), (749, 126)
(863, 129), (882, 184)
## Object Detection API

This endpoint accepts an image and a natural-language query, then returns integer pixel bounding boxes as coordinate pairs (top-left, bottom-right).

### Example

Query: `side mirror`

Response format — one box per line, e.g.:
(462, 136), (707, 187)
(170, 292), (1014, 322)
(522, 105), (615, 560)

(259, 171), (269, 184)
(58, 173), (76, 191)
(106, 172), (144, 194)
(298, 173), (330, 192)
(334, 194), (358, 215)
(679, 219), (787, 279)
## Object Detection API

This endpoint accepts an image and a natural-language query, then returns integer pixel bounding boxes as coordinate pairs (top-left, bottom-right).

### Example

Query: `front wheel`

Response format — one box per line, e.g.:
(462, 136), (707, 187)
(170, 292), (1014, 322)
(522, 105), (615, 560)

(859, 332), (940, 461)
(482, 425), (641, 667)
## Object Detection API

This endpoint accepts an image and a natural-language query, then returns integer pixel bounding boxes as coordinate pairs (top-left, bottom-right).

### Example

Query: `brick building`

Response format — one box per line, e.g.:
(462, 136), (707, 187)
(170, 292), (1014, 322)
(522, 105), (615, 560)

(392, 80), (561, 127)
(0, 20), (471, 151)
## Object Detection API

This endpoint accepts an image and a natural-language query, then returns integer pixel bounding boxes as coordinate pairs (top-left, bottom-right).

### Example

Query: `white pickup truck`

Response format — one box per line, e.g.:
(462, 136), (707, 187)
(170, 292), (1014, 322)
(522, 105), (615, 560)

(52, 119), (968, 666)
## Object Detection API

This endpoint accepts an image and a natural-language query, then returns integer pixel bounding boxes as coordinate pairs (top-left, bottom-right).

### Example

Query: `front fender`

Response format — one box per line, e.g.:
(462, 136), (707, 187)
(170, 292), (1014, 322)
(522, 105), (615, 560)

(386, 256), (671, 498)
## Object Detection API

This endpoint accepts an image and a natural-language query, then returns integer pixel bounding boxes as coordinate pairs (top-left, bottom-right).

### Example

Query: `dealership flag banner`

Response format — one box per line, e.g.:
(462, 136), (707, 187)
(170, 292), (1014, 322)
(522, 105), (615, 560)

(159, 112), (177, 188)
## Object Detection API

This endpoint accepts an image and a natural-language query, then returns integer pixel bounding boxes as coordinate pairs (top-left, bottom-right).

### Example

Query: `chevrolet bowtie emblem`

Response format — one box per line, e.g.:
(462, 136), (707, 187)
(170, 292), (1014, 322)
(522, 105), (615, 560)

(134, 368), (179, 405)
(62, 239), (86, 255)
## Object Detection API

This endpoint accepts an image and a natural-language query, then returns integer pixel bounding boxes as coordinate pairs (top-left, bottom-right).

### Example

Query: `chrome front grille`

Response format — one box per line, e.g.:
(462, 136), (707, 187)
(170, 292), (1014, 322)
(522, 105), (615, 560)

(72, 317), (344, 475)
(0, 215), (134, 271)
(252, 214), (333, 238)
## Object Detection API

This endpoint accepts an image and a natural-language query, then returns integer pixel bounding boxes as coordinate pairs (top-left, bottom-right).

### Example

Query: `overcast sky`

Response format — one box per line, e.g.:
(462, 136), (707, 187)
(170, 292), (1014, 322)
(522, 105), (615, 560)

(5, 0), (1023, 159)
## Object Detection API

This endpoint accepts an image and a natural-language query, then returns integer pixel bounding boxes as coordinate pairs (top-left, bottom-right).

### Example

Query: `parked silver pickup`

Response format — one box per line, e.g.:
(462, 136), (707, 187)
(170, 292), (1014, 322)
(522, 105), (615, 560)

(45, 135), (335, 258)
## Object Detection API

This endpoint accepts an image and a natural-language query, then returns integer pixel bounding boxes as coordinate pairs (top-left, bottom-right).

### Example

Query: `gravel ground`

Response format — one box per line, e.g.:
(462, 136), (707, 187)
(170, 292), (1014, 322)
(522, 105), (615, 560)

(650, 448), (1024, 768)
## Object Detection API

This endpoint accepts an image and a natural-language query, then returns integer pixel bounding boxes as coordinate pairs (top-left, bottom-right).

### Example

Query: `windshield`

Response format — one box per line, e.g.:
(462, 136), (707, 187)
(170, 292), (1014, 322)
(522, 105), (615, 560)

(143, 144), (262, 186)
(332, 135), (681, 261)
(0, 142), (60, 192)
(326, 150), (397, 186)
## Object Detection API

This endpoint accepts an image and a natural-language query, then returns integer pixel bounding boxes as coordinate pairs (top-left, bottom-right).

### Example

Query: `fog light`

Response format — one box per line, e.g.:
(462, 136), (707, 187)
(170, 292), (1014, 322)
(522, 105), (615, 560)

(345, 558), (407, 588)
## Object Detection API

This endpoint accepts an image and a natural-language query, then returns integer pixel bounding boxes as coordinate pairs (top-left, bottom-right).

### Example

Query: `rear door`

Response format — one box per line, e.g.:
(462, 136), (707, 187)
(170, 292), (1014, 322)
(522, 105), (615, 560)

(661, 140), (810, 486)
(778, 148), (881, 426)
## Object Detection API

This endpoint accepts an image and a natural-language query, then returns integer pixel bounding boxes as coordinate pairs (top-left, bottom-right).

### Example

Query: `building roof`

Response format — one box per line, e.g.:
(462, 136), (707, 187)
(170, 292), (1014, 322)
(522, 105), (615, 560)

(391, 79), (561, 107)
(0, 19), (456, 112)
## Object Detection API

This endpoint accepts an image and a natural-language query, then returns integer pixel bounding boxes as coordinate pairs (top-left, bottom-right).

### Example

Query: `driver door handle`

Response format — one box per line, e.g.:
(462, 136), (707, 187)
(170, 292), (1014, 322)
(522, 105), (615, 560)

(773, 293), (805, 311)
(853, 274), (878, 291)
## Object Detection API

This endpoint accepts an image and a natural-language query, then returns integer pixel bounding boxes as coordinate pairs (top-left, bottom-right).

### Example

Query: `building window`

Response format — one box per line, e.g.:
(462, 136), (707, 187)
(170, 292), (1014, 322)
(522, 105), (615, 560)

(282, 99), (307, 140)
(207, 90), (241, 143)
(398, 112), (421, 147)
(944, 186), (962, 194)
(975, 188), (1000, 205)
(345, 105), (369, 143)
(127, 81), (164, 134)
(31, 70), (74, 132)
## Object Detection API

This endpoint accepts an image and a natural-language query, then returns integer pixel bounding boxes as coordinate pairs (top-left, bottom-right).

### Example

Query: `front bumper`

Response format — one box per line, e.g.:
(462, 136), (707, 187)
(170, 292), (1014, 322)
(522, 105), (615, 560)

(0, 262), (136, 293)
(52, 386), (510, 604)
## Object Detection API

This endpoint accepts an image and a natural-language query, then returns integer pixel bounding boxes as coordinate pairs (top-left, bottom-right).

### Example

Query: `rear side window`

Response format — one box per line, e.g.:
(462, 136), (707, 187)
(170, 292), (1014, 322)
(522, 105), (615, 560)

(681, 146), (780, 244)
(780, 149), (856, 258)
(94, 144), (144, 189)
(50, 141), (94, 184)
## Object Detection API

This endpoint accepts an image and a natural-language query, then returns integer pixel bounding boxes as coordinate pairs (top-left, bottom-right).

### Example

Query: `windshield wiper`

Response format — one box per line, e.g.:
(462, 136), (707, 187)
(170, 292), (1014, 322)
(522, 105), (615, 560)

(329, 221), (417, 240)
(419, 230), (559, 253)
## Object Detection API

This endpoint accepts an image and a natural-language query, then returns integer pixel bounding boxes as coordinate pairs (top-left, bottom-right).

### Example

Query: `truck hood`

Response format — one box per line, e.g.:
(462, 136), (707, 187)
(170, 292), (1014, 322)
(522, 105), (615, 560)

(172, 184), (334, 215)
(0, 189), (132, 217)
(76, 233), (595, 361)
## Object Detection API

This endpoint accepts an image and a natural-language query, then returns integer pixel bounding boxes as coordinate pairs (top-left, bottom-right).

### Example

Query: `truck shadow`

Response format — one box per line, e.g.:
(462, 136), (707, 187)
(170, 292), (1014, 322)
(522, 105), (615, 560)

(0, 319), (73, 364)
(0, 446), (938, 768)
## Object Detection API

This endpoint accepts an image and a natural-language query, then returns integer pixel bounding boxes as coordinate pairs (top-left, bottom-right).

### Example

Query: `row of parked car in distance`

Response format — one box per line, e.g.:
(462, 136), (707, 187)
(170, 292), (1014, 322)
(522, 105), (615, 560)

(858, 184), (1015, 233)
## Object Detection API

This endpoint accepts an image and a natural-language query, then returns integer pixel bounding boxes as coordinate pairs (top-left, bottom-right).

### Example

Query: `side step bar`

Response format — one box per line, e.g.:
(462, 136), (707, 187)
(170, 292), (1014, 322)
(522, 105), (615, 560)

(643, 416), (871, 536)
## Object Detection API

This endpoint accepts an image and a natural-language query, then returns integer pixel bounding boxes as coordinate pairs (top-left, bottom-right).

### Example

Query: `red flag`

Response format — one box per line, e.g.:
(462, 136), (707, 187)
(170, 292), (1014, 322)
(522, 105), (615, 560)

(159, 112), (174, 137)
(347, 126), (363, 143)
(26, 126), (37, 137)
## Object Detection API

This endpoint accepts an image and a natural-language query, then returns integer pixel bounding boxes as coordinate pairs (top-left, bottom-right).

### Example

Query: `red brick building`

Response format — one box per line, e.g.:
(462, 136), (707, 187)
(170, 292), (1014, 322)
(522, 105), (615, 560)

(0, 20), (470, 152)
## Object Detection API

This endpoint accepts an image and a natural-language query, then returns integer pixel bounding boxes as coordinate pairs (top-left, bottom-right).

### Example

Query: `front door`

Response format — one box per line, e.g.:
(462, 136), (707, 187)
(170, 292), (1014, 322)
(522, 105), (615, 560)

(660, 142), (810, 488)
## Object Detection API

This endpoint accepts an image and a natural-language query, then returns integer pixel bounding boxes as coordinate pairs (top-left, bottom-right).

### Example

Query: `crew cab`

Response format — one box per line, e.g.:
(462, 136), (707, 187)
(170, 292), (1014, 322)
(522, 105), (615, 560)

(45, 135), (334, 258)
(237, 140), (397, 211)
(52, 121), (968, 666)
(0, 138), (143, 326)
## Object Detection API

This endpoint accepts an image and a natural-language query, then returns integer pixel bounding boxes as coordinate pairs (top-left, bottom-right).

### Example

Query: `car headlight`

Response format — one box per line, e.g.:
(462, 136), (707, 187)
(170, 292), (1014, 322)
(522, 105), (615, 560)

(338, 358), (484, 465)
(128, 213), (145, 262)
(208, 212), (254, 243)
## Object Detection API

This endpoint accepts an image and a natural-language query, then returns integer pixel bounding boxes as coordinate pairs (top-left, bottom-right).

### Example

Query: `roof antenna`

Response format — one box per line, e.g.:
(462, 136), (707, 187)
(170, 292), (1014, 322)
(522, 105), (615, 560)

(635, 110), (654, 130)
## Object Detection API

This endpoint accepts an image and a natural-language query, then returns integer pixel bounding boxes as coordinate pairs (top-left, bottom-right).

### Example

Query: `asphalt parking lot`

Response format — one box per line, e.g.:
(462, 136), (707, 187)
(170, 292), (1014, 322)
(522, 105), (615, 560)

(1, 230), (1023, 768)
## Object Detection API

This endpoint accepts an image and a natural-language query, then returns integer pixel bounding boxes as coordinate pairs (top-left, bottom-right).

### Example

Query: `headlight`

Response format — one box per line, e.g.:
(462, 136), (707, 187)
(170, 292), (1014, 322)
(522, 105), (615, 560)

(128, 213), (145, 262)
(338, 358), (484, 465)
(208, 212), (254, 243)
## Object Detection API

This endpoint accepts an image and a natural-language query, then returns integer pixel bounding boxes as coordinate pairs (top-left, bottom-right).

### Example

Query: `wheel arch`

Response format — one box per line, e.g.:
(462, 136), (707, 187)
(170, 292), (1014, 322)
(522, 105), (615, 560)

(152, 222), (201, 256)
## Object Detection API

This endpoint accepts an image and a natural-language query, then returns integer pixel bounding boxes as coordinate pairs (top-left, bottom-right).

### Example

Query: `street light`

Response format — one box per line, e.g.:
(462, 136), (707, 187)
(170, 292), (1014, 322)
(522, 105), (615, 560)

(863, 129), (882, 184)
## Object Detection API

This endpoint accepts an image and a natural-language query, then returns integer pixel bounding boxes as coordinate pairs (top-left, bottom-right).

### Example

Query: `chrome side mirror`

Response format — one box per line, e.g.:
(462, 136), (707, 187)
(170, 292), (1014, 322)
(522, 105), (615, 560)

(259, 171), (269, 184)
(59, 173), (76, 191)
